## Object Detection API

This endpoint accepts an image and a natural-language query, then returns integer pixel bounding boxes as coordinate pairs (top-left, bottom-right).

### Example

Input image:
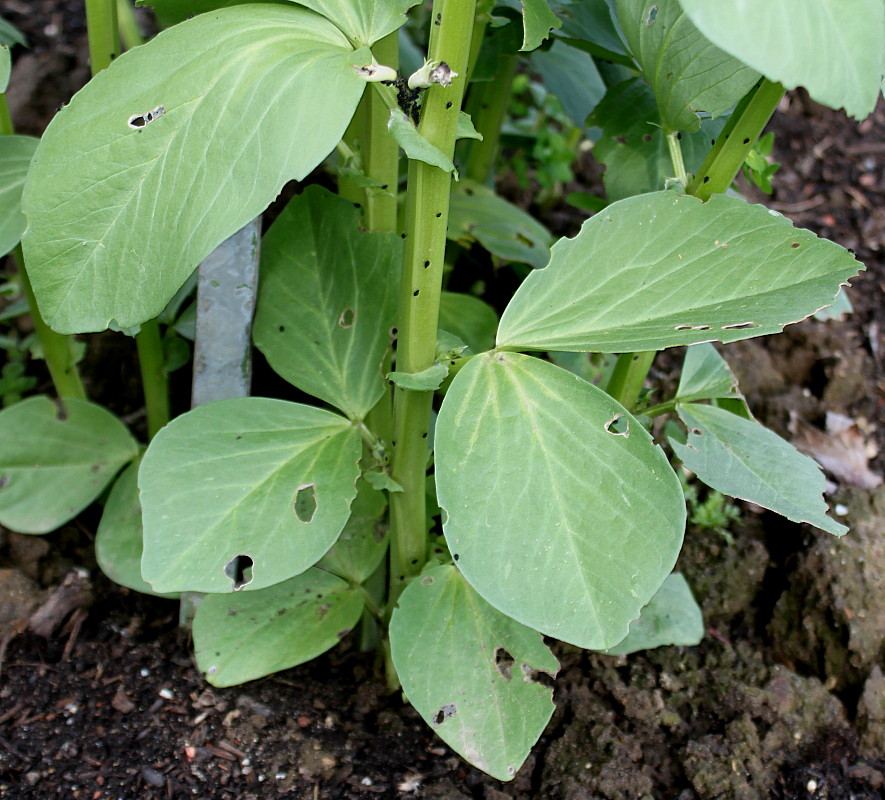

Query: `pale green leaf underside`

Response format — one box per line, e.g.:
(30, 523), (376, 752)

(519, 0), (563, 51)
(671, 402), (847, 536)
(439, 291), (499, 354)
(252, 186), (399, 420)
(679, 0), (885, 120)
(193, 568), (364, 687)
(387, 363), (449, 391)
(0, 135), (38, 257)
(317, 478), (388, 584)
(602, 572), (704, 655)
(497, 191), (862, 353)
(95, 460), (179, 598)
(615, 0), (760, 132)
(0, 397), (138, 534)
(390, 565), (558, 781)
(22, 5), (369, 333)
(676, 343), (743, 404)
(139, 397), (361, 594)
(0, 45), (10, 93)
(436, 353), (685, 649)
(387, 109), (455, 172)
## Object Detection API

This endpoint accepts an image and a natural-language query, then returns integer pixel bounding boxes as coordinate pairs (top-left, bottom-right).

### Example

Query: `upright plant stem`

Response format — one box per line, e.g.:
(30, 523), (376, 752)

(463, 54), (518, 184)
(115, 0), (144, 49)
(606, 351), (655, 412)
(86, 0), (170, 435)
(388, 0), (476, 609)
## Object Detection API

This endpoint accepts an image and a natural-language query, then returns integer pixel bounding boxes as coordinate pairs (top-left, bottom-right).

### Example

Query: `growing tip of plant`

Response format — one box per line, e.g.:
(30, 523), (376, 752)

(353, 63), (399, 83)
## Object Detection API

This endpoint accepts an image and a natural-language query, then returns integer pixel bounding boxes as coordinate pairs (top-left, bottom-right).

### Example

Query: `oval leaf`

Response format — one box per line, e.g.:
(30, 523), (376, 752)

(497, 191), (863, 353)
(194, 567), (364, 687)
(0, 135), (38, 257)
(390, 565), (559, 781)
(679, 0), (885, 120)
(439, 291), (499, 355)
(22, 5), (369, 333)
(252, 186), (400, 420)
(671, 402), (847, 536)
(139, 397), (361, 594)
(0, 397), (138, 534)
(435, 353), (685, 649)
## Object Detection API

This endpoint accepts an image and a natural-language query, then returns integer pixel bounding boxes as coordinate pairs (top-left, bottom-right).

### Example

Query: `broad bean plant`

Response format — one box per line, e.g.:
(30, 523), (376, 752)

(1, 0), (883, 779)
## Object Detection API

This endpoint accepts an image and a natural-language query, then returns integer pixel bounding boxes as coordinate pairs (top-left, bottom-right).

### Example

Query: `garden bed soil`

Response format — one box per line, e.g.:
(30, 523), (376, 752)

(2, 4), (885, 799)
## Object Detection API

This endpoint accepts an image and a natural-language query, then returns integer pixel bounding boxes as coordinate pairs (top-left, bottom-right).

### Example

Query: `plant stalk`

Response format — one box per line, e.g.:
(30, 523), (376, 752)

(666, 131), (689, 188)
(85, 0), (121, 72)
(605, 351), (655, 412)
(463, 54), (518, 184)
(116, 0), (144, 49)
(388, 0), (476, 608)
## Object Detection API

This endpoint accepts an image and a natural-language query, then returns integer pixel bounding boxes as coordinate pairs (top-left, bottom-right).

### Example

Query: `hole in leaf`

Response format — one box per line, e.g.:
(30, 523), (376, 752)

(432, 703), (457, 727)
(645, 5), (658, 25)
(721, 322), (759, 330)
(605, 414), (629, 437)
(495, 647), (515, 682)
(421, 575), (435, 586)
(338, 308), (355, 328)
(690, 427), (702, 436)
(294, 484), (317, 523)
(521, 663), (555, 690)
(128, 104), (165, 129)
(224, 554), (254, 591)
(674, 324), (711, 331)
(0, 475), (9, 489)
(791, 241), (801, 248)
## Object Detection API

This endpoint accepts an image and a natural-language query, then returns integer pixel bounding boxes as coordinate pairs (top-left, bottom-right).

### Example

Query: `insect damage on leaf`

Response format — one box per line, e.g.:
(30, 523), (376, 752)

(294, 483), (317, 523)
(494, 647), (515, 682)
(432, 702), (457, 726)
(605, 414), (630, 436)
(338, 308), (355, 328)
(223, 553), (254, 591)
(127, 105), (165, 129)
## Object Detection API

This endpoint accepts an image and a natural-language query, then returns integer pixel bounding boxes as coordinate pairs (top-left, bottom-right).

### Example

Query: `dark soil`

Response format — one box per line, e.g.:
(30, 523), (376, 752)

(2, 4), (885, 800)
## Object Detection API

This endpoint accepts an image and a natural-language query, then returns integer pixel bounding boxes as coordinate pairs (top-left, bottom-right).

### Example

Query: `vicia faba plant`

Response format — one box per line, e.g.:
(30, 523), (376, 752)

(1, 0), (883, 780)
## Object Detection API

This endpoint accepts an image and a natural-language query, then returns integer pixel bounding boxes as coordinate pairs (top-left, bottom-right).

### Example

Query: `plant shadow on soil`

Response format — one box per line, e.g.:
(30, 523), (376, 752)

(2, 3), (885, 798)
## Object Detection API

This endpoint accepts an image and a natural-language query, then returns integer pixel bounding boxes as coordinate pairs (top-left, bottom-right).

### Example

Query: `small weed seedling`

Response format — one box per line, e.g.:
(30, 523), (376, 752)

(1, 0), (882, 780)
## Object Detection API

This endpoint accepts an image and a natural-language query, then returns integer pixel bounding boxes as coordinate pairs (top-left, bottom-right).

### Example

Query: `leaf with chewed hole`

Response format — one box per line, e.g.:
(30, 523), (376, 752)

(0, 397), (138, 534)
(671, 402), (847, 536)
(0, 135), (38, 257)
(390, 565), (558, 781)
(679, 0), (884, 120)
(96, 460), (179, 598)
(22, 6), (369, 333)
(253, 186), (399, 420)
(497, 191), (862, 353)
(139, 397), (361, 594)
(435, 353), (685, 649)
(602, 572), (704, 655)
(615, 0), (759, 132)
(194, 567), (364, 687)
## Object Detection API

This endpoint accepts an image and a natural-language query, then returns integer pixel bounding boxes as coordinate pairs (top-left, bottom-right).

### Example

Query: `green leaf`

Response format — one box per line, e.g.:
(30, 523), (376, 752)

(135, 0), (276, 27)
(679, 0), (885, 120)
(0, 17), (27, 48)
(497, 191), (862, 352)
(439, 291), (498, 355)
(140, 397), (362, 594)
(0, 45), (10, 92)
(387, 109), (456, 172)
(671, 402), (847, 537)
(676, 343), (743, 404)
(252, 187), (399, 420)
(447, 179), (552, 269)
(590, 78), (727, 200)
(95, 460), (179, 598)
(614, 0), (760, 133)
(532, 39), (606, 127)
(390, 565), (558, 781)
(602, 572), (704, 655)
(387, 363), (449, 391)
(22, 6), (369, 333)
(363, 469), (403, 493)
(435, 353), (685, 649)
(0, 135), (37, 257)
(518, 0), (562, 51)
(280, 0), (421, 45)
(317, 479), (387, 583)
(555, 0), (630, 63)
(193, 568), (364, 687)
(456, 111), (483, 141)
(0, 397), (139, 534)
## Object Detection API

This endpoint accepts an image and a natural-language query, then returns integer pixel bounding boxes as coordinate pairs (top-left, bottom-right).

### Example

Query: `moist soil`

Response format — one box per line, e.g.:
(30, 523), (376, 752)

(2, 4), (885, 799)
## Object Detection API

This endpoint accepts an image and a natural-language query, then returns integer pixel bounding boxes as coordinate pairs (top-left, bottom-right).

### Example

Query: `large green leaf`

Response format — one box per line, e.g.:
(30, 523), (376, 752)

(497, 191), (862, 353)
(252, 187), (399, 420)
(95, 460), (179, 598)
(283, 0), (421, 45)
(555, 0), (630, 64)
(439, 291), (498, 354)
(671, 402), (847, 536)
(435, 353), (685, 649)
(0, 135), (38, 257)
(193, 567), (364, 687)
(602, 572), (704, 655)
(139, 397), (362, 594)
(22, 5), (369, 333)
(390, 565), (558, 781)
(679, 0), (885, 120)
(447, 179), (552, 269)
(614, 0), (759, 132)
(532, 39), (606, 127)
(0, 397), (139, 534)
(590, 78), (726, 201)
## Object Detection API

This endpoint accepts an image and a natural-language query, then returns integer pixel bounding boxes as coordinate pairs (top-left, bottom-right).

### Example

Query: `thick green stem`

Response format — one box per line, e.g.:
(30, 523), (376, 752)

(85, 0), (121, 72)
(605, 351), (655, 412)
(463, 54), (518, 184)
(686, 79), (785, 201)
(388, 0), (476, 608)
(116, 0), (144, 49)
(666, 131), (689, 188)
(135, 318), (170, 438)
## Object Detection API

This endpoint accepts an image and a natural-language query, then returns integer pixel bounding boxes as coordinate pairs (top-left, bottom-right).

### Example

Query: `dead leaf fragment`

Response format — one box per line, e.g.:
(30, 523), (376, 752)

(790, 412), (883, 489)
